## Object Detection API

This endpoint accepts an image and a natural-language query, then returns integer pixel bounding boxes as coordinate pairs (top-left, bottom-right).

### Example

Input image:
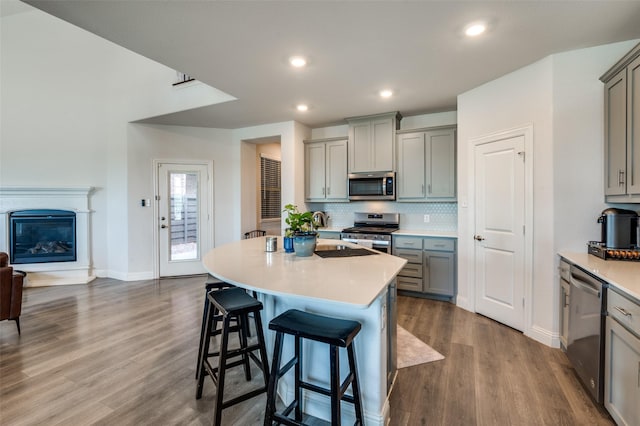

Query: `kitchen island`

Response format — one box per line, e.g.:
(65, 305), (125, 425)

(203, 237), (407, 425)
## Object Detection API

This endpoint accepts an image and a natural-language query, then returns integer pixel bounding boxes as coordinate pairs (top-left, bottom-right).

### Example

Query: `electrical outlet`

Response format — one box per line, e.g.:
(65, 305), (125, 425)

(423, 214), (430, 223)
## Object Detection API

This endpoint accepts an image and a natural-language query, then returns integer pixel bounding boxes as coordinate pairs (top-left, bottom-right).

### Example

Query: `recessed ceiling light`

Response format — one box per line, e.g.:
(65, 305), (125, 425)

(465, 23), (486, 37)
(380, 89), (393, 98)
(296, 104), (308, 112)
(289, 56), (307, 68)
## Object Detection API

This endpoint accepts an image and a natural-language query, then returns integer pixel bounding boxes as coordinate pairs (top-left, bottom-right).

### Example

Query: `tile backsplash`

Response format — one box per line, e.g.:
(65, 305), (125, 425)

(306, 202), (457, 231)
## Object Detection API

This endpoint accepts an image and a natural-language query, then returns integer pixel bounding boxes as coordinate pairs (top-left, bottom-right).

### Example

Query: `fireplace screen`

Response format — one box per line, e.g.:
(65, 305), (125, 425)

(9, 209), (77, 264)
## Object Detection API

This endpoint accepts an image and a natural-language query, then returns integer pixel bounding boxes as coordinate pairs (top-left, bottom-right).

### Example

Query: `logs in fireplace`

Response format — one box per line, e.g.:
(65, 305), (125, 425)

(9, 209), (77, 264)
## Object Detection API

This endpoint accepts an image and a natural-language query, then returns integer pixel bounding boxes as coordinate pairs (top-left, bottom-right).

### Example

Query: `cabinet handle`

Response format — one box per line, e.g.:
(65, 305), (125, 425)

(322, 187), (325, 196)
(327, 187), (330, 195)
(428, 184), (432, 194)
(619, 169), (625, 186)
(421, 184), (425, 195)
(564, 293), (570, 308)
(638, 362), (640, 387)
(614, 306), (632, 317)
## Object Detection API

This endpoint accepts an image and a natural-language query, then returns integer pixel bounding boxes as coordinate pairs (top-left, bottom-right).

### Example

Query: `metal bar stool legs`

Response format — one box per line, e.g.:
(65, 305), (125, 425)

(264, 309), (364, 426)
(196, 287), (270, 426)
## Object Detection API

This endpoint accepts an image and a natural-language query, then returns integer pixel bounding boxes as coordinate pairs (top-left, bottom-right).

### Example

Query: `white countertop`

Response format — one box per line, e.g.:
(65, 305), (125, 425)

(203, 237), (407, 308)
(559, 252), (640, 301)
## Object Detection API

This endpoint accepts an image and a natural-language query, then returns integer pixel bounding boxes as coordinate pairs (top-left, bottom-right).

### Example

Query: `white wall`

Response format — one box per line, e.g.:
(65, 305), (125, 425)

(126, 124), (235, 278)
(1, 7), (235, 279)
(552, 41), (640, 252)
(457, 40), (639, 346)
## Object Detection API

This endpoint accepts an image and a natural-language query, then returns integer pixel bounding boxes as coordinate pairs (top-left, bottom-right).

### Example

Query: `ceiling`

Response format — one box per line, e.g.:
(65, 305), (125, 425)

(19, 1), (640, 129)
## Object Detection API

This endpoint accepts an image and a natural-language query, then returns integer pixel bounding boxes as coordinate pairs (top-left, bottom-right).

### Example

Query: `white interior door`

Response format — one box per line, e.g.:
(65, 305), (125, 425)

(474, 135), (526, 331)
(157, 162), (212, 277)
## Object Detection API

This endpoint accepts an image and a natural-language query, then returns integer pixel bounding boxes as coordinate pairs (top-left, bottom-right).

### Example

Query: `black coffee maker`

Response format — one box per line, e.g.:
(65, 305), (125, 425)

(598, 208), (639, 248)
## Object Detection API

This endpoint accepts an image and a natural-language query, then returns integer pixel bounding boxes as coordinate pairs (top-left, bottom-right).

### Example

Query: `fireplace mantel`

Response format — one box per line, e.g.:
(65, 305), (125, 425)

(0, 186), (95, 286)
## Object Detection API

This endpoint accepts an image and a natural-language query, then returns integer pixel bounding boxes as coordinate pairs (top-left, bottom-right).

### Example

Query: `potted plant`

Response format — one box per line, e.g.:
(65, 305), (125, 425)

(282, 203), (317, 256)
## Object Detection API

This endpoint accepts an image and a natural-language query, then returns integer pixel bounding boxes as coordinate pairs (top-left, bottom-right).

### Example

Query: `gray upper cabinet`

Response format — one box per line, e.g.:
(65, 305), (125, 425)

(347, 112), (401, 173)
(304, 138), (348, 202)
(601, 43), (640, 202)
(397, 126), (456, 202)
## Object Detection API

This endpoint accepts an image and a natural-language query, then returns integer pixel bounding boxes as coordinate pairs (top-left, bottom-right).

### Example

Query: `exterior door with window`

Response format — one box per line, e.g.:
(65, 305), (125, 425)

(157, 162), (212, 277)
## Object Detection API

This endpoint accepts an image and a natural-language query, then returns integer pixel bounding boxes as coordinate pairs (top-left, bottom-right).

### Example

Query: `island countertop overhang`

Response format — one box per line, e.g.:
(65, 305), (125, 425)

(202, 237), (408, 308)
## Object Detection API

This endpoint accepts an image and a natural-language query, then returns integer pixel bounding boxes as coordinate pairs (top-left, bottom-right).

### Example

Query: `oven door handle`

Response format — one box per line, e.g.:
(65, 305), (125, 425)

(342, 238), (376, 247)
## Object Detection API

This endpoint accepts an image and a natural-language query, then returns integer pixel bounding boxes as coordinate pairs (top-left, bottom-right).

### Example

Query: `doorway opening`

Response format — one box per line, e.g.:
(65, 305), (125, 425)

(241, 136), (282, 237)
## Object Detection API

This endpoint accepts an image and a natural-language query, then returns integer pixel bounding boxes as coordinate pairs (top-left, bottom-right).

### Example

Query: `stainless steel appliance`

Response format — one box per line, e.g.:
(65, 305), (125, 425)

(589, 208), (640, 261)
(567, 265), (607, 403)
(597, 208), (638, 249)
(348, 172), (395, 201)
(340, 212), (400, 253)
(587, 241), (640, 261)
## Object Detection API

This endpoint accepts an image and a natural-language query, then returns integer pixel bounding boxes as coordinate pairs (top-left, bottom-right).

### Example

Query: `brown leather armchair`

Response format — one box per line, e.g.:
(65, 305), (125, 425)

(1, 252), (24, 334)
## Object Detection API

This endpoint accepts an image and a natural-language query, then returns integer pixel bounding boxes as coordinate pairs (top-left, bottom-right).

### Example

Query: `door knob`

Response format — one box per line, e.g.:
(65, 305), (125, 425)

(474, 235), (485, 241)
(161, 216), (166, 221)
(161, 224), (167, 229)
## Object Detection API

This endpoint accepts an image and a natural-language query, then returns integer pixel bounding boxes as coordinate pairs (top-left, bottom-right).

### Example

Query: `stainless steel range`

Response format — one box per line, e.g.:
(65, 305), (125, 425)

(340, 212), (399, 254)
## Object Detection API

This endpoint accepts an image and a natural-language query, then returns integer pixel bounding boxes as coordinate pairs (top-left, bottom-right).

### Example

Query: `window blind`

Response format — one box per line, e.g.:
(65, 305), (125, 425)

(260, 156), (281, 220)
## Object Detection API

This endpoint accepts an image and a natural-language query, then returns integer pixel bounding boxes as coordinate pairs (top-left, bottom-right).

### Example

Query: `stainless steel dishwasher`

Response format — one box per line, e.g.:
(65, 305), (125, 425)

(567, 265), (607, 403)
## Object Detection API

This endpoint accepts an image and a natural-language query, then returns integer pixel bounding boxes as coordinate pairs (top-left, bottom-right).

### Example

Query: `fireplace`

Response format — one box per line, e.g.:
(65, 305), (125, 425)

(9, 209), (77, 264)
(0, 186), (94, 286)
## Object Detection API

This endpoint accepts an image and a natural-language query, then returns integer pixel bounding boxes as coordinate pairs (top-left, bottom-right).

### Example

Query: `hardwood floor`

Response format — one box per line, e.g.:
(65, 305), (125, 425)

(0, 278), (613, 425)
(391, 295), (613, 426)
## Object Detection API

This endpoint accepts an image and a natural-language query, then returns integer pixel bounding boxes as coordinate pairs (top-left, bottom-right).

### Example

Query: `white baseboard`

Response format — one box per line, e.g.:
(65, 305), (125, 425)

(526, 324), (558, 348)
(102, 270), (154, 282)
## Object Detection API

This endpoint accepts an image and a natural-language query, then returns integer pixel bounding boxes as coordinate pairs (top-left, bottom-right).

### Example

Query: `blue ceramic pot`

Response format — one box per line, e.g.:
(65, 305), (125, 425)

(283, 236), (295, 253)
(292, 232), (317, 257)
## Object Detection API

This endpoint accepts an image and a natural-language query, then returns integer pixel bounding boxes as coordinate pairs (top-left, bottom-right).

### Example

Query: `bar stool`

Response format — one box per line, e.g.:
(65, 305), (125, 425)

(196, 287), (270, 426)
(195, 275), (236, 380)
(264, 309), (364, 426)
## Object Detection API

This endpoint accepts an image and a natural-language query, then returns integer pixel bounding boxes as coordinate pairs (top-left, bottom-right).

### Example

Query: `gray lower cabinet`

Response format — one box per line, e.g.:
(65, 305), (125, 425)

(393, 235), (456, 300)
(604, 288), (640, 426)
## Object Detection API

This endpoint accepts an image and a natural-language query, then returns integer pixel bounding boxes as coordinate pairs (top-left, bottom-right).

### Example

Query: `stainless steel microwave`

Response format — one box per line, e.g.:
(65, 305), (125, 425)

(348, 172), (395, 201)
